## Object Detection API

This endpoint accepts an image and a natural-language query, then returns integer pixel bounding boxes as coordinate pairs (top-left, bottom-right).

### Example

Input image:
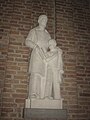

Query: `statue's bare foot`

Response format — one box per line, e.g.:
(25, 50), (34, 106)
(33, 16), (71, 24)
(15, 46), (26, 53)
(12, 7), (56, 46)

(31, 94), (40, 99)
(31, 94), (37, 98)
(45, 96), (53, 100)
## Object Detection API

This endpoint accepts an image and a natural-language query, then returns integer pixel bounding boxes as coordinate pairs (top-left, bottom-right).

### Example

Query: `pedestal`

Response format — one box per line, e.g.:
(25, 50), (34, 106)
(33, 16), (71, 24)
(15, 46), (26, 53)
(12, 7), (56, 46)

(24, 108), (67, 120)
(24, 98), (67, 120)
(25, 98), (63, 109)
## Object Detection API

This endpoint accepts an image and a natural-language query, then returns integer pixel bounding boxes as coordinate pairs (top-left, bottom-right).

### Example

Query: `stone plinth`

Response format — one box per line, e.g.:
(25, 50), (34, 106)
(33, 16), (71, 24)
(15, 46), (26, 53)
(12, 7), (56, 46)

(24, 108), (67, 120)
(25, 98), (63, 109)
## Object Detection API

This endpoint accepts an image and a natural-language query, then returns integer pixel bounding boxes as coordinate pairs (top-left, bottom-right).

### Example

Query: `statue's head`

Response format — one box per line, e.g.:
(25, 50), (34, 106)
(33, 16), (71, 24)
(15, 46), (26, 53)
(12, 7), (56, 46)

(49, 39), (57, 50)
(38, 15), (48, 28)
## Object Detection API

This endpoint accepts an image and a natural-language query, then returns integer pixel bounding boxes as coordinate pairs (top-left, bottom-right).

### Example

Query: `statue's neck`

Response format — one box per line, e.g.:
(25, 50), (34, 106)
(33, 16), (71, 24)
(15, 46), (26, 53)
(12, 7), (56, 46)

(38, 25), (45, 31)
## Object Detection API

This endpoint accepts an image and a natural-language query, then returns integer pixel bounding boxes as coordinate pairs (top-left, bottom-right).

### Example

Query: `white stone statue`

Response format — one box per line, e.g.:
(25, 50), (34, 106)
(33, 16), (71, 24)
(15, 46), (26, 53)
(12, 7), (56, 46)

(25, 15), (51, 99)
(25, 15), (64, 109)
(39, 39), (64, 100)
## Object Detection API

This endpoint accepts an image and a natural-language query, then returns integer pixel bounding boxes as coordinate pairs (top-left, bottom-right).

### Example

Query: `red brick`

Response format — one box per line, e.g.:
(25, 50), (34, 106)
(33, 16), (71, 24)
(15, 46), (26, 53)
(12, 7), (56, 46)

(2, 108), (13, 112)
(15, 99), (25, 103)
(2, 98), (14, 103)
(12, 93), (26, 98)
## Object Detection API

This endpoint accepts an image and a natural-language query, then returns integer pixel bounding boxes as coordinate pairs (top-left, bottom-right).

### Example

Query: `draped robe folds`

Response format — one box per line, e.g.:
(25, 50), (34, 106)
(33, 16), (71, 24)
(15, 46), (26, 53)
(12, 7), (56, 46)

(29, 46), (45, 77)
(25, 27), (51, 98)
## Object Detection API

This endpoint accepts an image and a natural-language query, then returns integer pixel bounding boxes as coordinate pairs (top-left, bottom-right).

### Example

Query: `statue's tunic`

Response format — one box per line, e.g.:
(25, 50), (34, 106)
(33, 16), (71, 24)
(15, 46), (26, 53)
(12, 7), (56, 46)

(26, 27), (51, 77)
(25, 27), (51, 98)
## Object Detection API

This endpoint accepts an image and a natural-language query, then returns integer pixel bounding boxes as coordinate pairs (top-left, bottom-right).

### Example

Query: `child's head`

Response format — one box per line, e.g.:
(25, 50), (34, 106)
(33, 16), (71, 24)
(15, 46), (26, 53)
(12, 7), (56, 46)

(49, 39), (57, 49)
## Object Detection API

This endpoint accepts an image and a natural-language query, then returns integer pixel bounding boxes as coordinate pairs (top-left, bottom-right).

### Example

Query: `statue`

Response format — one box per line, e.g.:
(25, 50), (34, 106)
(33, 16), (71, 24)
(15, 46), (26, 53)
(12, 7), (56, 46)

(25, 15), (51, 99)
(25, 15), (64, 101)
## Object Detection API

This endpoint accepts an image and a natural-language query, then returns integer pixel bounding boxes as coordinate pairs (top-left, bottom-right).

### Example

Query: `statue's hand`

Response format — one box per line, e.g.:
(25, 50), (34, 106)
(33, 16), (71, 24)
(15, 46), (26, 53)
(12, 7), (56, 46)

(37, 42), (41, 48)
(36, 44), (40, 49)
(35, 44), (40, 51)
(60, 70), (64, 74)
(59, 70), (64, 83)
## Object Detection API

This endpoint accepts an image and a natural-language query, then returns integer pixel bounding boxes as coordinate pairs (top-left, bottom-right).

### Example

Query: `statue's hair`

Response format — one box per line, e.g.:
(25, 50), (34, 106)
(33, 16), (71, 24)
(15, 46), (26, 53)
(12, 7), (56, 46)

(38, 15), (48, 23)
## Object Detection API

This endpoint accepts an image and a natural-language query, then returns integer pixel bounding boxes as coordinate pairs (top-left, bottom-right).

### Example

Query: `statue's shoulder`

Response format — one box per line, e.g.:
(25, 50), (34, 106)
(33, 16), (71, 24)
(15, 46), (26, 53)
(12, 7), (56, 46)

(29, 27), (36, 33)
(27, 28), (37, 37)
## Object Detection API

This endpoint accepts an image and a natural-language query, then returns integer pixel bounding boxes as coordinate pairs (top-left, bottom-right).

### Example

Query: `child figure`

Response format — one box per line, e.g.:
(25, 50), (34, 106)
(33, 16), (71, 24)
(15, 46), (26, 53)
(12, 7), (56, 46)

(44, 39), (64, 99)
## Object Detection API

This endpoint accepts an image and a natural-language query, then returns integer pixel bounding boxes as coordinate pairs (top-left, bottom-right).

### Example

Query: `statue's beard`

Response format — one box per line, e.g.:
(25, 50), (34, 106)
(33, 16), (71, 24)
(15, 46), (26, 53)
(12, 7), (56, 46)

(39, 23), (47, 28)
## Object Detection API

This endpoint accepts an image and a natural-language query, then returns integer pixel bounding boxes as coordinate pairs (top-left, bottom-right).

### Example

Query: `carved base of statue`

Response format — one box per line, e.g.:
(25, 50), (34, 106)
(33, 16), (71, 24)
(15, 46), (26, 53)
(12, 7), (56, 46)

(25, 98), (63, 109)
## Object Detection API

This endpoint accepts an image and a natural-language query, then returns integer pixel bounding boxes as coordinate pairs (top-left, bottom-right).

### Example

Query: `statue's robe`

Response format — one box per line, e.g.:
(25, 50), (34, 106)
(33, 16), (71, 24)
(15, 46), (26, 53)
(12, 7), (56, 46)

(25, 27), (51, 98)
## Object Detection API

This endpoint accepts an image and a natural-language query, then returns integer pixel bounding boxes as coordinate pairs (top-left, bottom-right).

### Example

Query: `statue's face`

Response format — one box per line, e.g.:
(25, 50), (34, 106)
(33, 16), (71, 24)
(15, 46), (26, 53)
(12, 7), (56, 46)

(39, 17), (47, 28)
(49, 40), (56, 50)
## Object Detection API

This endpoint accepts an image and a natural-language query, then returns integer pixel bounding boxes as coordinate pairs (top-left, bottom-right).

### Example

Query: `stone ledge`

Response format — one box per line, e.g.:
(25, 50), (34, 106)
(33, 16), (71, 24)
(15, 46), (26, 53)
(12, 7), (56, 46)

(24, 108), (67, 119)
(25, 98), (63, 109)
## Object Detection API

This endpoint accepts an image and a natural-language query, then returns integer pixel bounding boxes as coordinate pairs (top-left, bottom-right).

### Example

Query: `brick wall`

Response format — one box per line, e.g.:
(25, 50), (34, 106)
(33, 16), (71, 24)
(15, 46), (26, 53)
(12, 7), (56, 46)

(0, 0), (13, 116)
(74, 0), (90, 119)
(0, 0), (90, 120)
(56, 1), (90, 120)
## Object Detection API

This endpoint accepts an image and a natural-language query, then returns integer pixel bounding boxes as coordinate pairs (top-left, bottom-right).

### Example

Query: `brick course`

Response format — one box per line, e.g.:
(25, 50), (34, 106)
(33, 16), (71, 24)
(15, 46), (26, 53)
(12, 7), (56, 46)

(0, 0), (90, 120)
